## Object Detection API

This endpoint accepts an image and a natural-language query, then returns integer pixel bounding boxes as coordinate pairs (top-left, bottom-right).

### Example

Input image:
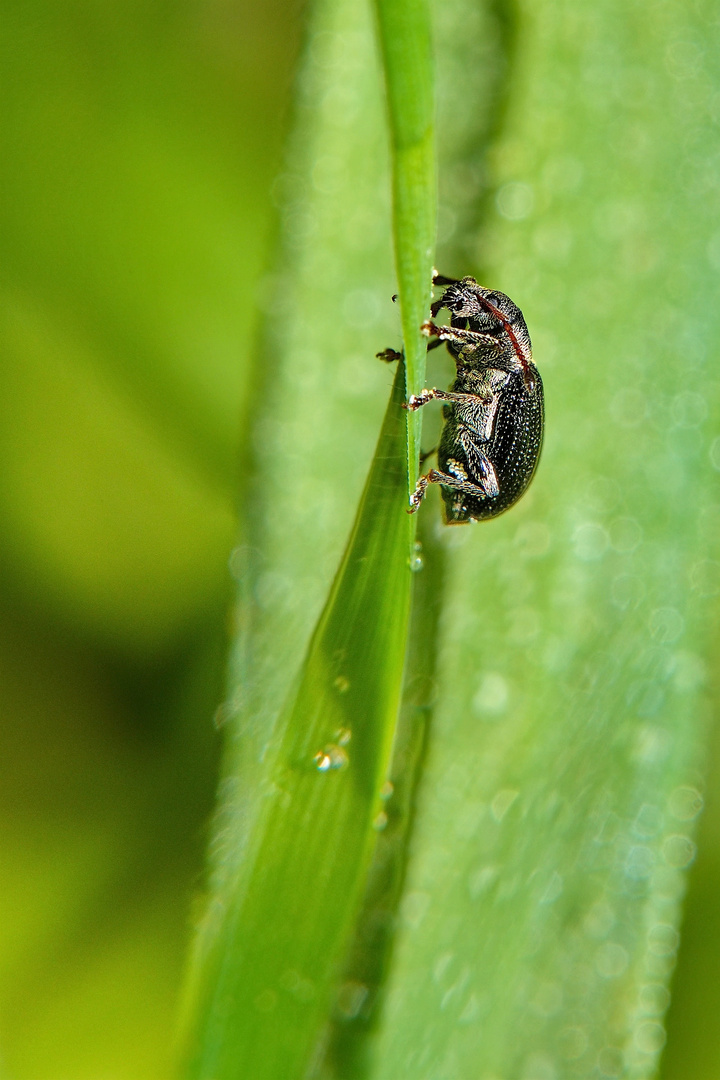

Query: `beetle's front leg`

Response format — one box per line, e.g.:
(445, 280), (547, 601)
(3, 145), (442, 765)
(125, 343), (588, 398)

(422, 320), (502, 351)
(432, 271), (460, 287)
(403, 387), (493, 411)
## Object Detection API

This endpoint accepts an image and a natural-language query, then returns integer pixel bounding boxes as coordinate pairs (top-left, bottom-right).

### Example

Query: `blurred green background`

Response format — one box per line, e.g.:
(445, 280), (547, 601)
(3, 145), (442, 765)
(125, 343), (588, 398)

(0, 1), (304, 1076)
(2, 1), (720, 1078)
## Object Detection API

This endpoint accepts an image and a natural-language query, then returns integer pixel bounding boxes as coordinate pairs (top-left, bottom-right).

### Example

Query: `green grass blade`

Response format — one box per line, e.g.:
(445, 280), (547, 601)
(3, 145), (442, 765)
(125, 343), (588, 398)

(374, 0), (436, 485)
(184, 363), (411, 1080)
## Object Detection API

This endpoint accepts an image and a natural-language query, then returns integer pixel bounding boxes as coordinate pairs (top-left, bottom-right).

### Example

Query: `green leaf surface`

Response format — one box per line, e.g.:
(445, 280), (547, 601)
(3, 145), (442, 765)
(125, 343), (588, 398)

(373, 0), (436, 481)
(364, 2), (720, 1078)
(184, 363), (411, 1080)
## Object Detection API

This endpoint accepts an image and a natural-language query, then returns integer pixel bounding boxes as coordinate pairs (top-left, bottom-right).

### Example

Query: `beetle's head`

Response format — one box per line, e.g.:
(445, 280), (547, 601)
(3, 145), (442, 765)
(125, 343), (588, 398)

(438, 278), (519, 327)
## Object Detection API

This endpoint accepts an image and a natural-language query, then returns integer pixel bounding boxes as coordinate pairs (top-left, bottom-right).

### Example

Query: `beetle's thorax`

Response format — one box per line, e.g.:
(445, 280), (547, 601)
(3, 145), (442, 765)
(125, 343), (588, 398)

(442, 279), (533, 375)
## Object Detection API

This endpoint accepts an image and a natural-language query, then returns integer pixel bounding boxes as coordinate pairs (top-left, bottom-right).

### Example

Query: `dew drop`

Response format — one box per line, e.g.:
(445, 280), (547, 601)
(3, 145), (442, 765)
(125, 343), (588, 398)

(410, 541), (424, 572)
(608, 516), (643, 553)
(662, 833), (696, 868)
(597, 1046), (623, 1077)
(625, 845), (654, 879)
(649, 607), (685, 644)
(647, 923), (679, 957)
(639, 981), (671, 1015)
(668, 785), (703, 821)
(313, 744), (349, 772)
(633, 803), (663, 838)
(633, 1020), (666, 1054)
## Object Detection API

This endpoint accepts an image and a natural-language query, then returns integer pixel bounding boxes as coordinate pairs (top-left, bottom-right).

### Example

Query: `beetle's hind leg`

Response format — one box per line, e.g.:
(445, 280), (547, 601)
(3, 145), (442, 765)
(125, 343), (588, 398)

(408, 468), (490, 514)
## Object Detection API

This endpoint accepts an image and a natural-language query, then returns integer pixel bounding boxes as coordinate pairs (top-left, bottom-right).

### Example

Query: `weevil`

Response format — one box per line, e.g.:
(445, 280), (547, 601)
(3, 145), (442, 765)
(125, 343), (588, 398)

(380, 274), (544, 524)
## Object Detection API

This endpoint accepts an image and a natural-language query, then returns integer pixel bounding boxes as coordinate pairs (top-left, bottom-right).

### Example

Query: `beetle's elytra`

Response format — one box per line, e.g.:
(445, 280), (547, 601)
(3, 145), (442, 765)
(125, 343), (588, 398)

(380, 274), (544, 525)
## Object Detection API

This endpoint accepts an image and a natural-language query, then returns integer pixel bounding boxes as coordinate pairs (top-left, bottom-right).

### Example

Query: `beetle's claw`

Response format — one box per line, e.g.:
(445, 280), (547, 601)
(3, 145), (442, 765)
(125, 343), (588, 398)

(377, 348), (402, 363)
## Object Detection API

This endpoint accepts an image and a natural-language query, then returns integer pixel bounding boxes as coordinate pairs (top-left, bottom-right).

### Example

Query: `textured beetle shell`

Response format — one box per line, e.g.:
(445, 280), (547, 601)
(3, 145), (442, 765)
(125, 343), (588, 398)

(432, 279), (544, 524)
(438, 364), (544, 523)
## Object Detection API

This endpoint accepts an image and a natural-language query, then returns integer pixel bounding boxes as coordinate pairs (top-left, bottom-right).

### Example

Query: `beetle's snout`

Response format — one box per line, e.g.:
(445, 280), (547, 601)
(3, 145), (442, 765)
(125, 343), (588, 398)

(443, 288), (478, 318)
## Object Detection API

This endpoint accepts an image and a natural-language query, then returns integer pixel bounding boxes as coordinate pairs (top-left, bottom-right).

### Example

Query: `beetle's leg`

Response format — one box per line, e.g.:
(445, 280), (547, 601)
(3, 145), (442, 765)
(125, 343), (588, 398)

(419, 444), (438, 465)
(432, 388), (494, 406)
(422, 320), (502, 351)
(403, 387), (493, 411)
(377, 341), (443, 360)
(403, 389), (435, 411)
(408, 468), (490, 514)
(408, 473), (431, 512)
(379, 341), (444, 359)
(432, 271), (459, 286)
(403, 389), (434, 410)
(377, 347), (403, 363)
(430, 275), (462, 317)
(455, 444), (500, 497)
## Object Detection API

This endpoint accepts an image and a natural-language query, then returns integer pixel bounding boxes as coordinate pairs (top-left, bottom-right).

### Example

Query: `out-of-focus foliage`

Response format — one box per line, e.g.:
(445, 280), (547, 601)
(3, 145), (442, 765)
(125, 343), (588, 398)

(0, 1), (303, 1076)
(367, 2), (720, 1078)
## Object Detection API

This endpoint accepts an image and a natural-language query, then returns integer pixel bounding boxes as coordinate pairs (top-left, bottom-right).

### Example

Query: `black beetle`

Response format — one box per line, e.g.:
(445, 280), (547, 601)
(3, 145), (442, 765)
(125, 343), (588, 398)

(387, 274), (544, 525)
